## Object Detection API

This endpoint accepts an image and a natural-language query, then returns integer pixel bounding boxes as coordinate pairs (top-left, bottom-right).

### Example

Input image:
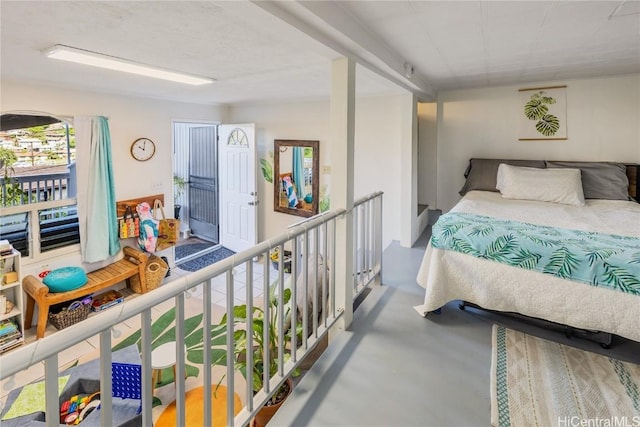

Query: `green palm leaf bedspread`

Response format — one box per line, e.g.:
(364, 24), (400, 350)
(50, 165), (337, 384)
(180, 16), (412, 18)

(431, 212), (640, 296)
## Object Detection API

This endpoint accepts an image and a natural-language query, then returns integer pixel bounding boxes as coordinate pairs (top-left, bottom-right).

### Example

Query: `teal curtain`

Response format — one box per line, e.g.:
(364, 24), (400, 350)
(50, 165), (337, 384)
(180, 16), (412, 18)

(82, 116), (120, 262)
(292, 147), (304, 197)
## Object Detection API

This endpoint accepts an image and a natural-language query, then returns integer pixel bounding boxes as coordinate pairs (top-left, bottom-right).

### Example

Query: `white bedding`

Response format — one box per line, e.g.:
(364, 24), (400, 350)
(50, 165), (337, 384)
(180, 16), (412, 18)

(415, 191), (640, 342)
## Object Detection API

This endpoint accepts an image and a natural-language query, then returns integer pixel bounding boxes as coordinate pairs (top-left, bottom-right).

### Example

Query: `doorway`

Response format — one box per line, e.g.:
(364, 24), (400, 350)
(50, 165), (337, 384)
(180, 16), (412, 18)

(173, 122), (218, 261)
(172, 122), (258, 262)
(188, 126), (219, 242)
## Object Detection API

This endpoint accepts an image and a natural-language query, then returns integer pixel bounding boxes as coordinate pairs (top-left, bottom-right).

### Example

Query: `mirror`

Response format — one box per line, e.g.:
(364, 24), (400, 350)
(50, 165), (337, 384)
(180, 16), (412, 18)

(274, 139), (319, 218)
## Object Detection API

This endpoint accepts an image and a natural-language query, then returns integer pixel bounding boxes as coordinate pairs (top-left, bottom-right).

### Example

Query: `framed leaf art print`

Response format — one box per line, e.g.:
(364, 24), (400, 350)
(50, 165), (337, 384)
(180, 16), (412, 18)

(519, 85), (567, 140)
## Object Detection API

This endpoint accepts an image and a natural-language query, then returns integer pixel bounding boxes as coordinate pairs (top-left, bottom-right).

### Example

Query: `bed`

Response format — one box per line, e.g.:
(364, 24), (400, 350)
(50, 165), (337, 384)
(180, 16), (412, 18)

(415, 159), (640, 345)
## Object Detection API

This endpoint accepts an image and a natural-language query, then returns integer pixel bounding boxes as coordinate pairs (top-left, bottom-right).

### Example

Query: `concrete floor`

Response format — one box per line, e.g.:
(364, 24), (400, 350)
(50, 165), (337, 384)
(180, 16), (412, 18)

(272, 227), (640, 427)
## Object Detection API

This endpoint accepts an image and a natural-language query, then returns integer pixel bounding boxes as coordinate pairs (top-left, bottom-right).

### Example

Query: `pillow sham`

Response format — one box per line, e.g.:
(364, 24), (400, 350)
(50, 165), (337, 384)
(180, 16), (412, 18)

(459, 158), (546, 195)
(496, 164), (585, 206)
(545, 161), (629, 200)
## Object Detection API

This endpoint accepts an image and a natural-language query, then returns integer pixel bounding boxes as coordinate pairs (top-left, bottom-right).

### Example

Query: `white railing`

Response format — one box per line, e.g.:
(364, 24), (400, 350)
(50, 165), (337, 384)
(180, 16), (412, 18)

(353, 192), (383, 297)
(0, 192), (383, 426)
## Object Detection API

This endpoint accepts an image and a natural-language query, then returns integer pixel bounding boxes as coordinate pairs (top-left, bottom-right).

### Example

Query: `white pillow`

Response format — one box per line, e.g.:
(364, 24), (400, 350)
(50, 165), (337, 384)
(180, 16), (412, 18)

(496, 164), (585, 206)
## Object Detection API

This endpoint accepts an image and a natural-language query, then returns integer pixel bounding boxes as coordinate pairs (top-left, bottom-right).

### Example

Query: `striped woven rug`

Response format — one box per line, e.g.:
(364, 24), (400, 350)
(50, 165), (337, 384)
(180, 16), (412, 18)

(491, 325), (640, 427)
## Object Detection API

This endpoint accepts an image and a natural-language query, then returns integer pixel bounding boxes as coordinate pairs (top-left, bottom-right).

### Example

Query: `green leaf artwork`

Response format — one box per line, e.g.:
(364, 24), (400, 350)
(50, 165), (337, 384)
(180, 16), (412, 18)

(260, 158), (273, 183)
(535, 114), (560, 136)
(524, 91), (560, 137)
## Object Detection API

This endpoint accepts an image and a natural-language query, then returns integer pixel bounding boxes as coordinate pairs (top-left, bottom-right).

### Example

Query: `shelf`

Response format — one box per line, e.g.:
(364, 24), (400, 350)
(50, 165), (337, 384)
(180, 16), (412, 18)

(0, 306), (22, 321)
(1, 281), (20, 290)
(0, 249), (23, 347)
(0, 337), (24, 353)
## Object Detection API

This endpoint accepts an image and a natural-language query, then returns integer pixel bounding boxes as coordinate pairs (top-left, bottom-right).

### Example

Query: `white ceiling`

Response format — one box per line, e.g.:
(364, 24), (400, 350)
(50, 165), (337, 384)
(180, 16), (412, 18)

(1, 1), (638, 106)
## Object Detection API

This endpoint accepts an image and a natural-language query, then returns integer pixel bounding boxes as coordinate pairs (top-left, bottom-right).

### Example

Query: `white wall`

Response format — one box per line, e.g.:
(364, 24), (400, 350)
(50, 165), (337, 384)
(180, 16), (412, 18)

(354, 95), (404, 248)
(229, 94), (406, 249)
(418, 102), (437, 208)
(436, 74), (640, 212)
(228, 101), (330, 242)
(1, 80), (226, 271)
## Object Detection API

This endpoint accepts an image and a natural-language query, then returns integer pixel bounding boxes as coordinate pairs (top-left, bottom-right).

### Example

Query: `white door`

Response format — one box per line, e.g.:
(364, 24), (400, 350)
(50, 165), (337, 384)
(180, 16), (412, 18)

(218, 124), (258, 253)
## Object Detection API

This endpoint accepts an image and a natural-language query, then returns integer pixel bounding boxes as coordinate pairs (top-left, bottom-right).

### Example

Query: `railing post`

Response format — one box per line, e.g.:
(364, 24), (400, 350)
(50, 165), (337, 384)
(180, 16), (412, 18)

(374, 194), (383, 286)
(44, 355), (58, 427)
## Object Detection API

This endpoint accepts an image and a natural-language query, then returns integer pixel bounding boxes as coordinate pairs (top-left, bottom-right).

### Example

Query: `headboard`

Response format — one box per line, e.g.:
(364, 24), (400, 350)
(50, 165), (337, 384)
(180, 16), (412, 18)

(460, 159), (639, 202)
(626, 164), (639, 200)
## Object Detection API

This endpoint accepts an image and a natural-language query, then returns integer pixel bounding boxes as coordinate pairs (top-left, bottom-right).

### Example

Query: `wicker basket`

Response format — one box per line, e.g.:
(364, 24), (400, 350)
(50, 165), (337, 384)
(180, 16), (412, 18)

(49, 300), (92, 330)
(129, 254), (169, 294)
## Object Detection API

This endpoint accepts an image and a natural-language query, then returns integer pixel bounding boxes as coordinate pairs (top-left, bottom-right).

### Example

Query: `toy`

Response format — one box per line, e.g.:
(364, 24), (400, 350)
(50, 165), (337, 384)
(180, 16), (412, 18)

(60, 391), (100, 425)
(91, 290), (124, 312)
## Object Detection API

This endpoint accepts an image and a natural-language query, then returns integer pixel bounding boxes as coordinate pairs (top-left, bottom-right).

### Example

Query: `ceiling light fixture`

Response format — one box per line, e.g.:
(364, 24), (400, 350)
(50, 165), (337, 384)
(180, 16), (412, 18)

(43, 44), (214, 86)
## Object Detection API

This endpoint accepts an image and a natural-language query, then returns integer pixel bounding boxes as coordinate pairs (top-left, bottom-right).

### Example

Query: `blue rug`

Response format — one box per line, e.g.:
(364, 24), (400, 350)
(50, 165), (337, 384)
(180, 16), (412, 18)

(177, 247), (235, 272)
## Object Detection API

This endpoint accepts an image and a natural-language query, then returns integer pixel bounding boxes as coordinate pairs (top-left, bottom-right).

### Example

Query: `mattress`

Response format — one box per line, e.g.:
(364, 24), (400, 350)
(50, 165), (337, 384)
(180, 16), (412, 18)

(415, 191), (640, 342)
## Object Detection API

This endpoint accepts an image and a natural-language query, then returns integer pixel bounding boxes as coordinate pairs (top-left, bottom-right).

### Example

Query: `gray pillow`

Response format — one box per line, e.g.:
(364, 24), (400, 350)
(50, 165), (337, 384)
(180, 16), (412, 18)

(459, 158), (546, 196)
(545, 161), (629, 200)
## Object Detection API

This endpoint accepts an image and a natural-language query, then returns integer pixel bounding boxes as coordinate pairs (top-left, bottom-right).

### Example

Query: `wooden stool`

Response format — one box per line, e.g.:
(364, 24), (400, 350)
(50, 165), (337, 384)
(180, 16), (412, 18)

(151, 341), (187, 394)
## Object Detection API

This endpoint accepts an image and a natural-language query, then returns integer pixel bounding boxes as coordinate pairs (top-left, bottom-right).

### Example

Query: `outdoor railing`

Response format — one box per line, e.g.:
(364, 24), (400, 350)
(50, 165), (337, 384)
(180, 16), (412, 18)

(1, 171), (70, 205)
(0, 192), (383, 427)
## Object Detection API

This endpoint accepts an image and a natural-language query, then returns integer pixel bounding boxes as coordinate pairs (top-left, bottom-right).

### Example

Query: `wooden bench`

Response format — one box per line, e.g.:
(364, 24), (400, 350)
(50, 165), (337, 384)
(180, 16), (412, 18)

(23, 247), (149, 339)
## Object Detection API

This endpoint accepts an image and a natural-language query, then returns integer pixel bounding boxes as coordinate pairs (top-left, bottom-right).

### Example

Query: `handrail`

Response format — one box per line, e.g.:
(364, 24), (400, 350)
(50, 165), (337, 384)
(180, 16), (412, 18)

(354, 191), (384, 207)
(0, 192), (383, 427)
(0, 208), (346, 378)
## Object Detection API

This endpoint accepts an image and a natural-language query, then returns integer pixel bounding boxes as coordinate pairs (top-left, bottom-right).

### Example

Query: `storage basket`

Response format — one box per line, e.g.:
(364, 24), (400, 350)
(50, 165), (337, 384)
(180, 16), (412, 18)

(129, 254), (169, 294)
(49, 299), (92, 330)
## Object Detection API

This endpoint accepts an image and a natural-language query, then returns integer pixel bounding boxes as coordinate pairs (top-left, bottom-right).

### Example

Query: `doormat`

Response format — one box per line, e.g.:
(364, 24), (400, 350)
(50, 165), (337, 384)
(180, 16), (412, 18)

(491, 324), (640, 427)
(175, 243), (217, 260)
(176, 247), (235, 272)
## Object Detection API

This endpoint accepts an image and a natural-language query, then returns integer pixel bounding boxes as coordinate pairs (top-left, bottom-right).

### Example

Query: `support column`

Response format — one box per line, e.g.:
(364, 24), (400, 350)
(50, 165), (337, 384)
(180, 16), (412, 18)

(331, 57), (356, 330)
(400, 93), (418, 247)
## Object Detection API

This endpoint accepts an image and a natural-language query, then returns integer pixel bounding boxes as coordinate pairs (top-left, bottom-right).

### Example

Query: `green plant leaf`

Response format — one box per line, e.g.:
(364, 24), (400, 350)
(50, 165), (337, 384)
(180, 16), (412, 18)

(543, 247), (580, 279)
(112, 306), (177, 352)
(524, 98), (548, 120)
(185, 364), (199, 378)
(520, 233), (555, 247)
(585, 248), (619, 267)
(601, 262), (640, 295)
(439, 223), (464, 238)
(535, 114), (560, 136)
(509, 248), (541, 270)
(260, 158), (273, 183)
(482, 234), (517, 263)
(450, 237), (480, 257)
(469, 225), (494, 237)
(152, 396), (162, 407)
(187, 348), (229, 365)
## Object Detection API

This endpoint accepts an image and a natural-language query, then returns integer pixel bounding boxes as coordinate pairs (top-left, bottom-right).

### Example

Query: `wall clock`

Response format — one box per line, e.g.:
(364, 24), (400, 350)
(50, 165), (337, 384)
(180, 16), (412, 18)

(130, 138), (156, 161)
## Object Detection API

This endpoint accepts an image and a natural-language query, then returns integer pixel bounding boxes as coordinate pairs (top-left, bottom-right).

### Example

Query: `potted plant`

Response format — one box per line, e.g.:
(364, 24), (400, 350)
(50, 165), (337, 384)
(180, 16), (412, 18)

(217, 281), (300, 427)
(173, 174), (187, 219)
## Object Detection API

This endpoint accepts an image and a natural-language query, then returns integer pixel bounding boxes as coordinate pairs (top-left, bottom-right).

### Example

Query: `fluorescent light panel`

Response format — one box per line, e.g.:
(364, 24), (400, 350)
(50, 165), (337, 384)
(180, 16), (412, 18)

(43, 44), (214, 86)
